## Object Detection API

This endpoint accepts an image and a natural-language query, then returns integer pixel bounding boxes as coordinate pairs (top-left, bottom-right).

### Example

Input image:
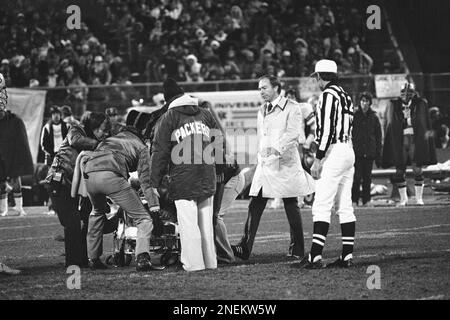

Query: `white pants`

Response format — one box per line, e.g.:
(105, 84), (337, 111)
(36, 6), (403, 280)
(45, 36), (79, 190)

(312, 143), (356, 224)
(175, 196), (217, 271)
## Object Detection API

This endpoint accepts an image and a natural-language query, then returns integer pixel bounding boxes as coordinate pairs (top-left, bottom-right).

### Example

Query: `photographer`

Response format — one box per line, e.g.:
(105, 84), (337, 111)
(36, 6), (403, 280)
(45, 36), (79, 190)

(46, 112), (110, 267)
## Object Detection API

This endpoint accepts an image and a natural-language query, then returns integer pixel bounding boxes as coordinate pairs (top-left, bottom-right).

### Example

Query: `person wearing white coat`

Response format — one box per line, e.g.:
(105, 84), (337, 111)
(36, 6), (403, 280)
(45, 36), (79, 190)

(231, 75), (315, 260)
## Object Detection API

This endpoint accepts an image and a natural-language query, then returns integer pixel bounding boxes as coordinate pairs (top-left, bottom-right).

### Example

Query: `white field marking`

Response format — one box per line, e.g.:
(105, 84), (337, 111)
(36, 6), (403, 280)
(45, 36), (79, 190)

(225, 204), (450, 217)
(417, 295), (445, 300)
(0, 223), (60, 231)
(227, 223), (450, 239)
(357, 248), (450, 259)
(0, 236), (53, 243)
(0, 283), (66, 294)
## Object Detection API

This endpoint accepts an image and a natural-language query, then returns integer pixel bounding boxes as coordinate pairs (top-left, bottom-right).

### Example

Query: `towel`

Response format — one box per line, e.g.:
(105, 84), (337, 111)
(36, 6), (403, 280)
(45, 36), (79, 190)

(71, 151), (92, 198)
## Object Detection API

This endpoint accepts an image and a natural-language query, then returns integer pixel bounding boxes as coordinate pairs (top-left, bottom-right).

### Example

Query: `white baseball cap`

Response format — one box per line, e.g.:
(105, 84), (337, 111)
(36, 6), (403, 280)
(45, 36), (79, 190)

(310, 59), (337, 77)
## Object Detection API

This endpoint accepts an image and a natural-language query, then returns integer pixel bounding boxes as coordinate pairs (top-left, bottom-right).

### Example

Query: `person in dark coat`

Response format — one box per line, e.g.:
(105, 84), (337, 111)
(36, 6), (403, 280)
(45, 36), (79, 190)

(351, 92), (382, 206)
(45, 112), (110, 267)
(381, 82), (437, 206)
(150, 78), (221, 271)
(40, 106), (69, 166)
(0, 73), (34, 217)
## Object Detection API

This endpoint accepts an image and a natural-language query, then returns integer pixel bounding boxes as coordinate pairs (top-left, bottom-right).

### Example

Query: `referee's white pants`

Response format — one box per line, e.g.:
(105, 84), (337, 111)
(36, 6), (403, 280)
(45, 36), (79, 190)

(312, 143), (356, 224)
(175, 196), (217, 271)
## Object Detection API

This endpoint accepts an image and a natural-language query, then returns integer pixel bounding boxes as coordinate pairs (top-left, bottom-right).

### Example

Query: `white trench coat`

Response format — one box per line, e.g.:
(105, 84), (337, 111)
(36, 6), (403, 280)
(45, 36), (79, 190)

(249, 96), (315, 198)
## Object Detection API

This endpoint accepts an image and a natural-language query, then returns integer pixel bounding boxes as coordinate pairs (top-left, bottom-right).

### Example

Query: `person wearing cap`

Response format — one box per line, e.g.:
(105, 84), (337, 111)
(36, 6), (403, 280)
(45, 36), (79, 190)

(381, 82), (437, 206)
(150, 78), (221, 271)
(294, 59), (356, 269)
(80, 110), (164, 271)
(0, 73), (34, 217)
(231, 75), (314, 261)
(351, 92), (382, 207)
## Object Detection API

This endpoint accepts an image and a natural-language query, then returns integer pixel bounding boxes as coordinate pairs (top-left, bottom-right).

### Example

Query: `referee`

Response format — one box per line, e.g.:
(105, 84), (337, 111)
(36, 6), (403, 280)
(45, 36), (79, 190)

(295, 60), (356, 269)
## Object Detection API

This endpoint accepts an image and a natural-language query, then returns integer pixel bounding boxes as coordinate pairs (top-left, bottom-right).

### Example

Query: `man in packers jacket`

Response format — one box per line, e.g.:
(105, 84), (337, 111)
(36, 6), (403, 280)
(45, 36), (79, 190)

(150, 78), (221, 272)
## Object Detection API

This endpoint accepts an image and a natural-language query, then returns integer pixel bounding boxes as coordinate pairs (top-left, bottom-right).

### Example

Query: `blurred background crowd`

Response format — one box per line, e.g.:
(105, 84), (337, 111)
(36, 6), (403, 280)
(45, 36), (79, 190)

(0, 0), (386, 90)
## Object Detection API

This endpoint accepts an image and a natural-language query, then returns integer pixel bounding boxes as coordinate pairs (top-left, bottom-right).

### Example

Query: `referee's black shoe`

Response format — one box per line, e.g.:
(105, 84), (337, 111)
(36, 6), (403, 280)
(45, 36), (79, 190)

(231, 245), (250, 260)
(290, 255), (324, 269)
(326, 257), (354, 268)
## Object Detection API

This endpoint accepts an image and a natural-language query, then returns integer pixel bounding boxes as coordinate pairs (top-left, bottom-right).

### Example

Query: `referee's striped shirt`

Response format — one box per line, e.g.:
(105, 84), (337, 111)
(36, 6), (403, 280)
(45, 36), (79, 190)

(314, 81), (354, 160)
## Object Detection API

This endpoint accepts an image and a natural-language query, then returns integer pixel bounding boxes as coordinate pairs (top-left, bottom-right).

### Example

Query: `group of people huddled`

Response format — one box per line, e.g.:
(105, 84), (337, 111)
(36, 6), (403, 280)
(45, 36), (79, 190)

(0, 62), (439, 274)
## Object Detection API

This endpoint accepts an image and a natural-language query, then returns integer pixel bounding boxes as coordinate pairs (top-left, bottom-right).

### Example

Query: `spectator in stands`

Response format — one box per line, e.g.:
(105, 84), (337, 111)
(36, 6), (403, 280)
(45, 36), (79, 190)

(351, 92), (382, 207)
(332, 49), (353, 75)
(347, 45), (373, 74)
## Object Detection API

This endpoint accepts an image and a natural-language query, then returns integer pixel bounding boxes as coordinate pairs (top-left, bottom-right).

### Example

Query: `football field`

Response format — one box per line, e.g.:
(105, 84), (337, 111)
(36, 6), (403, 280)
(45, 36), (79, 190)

(0, 201), (449, 300)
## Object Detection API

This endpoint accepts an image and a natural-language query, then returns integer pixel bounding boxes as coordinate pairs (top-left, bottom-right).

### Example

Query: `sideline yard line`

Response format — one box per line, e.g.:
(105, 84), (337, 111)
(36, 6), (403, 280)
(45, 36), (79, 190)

(224, 205), (450, 218)
(227, 223), (450, 239)
(417, 294), (445, 300)
(0, 223), (60, 231)
(0, 236), (53, 243)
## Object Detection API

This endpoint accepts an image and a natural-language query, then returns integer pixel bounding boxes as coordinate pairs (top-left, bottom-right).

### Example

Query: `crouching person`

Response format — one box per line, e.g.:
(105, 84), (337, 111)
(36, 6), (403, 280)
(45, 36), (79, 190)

(81, 124), (164, 271)
(46, 112), (109, 267)
(150, 78), (220, 271)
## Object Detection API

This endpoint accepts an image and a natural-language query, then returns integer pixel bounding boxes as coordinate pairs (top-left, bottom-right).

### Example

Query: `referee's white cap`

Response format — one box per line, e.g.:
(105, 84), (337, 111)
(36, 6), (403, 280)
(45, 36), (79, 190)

(310, 59), (337, 77)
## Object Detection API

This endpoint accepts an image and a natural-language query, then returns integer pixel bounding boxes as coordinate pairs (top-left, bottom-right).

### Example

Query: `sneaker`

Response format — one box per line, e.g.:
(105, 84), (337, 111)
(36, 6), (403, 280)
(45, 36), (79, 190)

(231, 245), (250, 260)
(47, 210), (56, 216)
(287, 245), (303, 259)
(0, 211), (7, 217)
(13, 207), (27, 216)
(136, 253), (165, 271)
(88, 258), (108, 270)
(396, 200), (408, 207)
(326, 257), (354, 268)
(0, 263), (22, 275)
(416, 199), (424, 206)
(290, 255), (324, 269)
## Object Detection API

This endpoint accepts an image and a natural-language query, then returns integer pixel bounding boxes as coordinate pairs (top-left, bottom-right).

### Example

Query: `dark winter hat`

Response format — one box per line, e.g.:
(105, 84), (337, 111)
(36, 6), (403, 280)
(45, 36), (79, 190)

(60, 105), (72, 117)
(163, 78), (184, 102)
(50, 105), (61, 115)
(134, 112), (152, 133)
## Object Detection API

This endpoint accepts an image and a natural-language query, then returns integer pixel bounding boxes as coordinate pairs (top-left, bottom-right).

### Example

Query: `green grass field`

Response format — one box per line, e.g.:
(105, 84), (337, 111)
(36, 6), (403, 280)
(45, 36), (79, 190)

(1, 202), (449, 300)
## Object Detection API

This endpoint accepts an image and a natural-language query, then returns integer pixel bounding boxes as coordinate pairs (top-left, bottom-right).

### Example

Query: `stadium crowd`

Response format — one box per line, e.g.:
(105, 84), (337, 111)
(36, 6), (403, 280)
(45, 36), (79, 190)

(0, 0), (375, 89)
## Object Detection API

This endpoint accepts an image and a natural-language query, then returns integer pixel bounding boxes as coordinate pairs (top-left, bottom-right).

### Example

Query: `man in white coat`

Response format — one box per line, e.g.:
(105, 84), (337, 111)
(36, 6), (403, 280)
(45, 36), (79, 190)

(231, 75), (315, 260)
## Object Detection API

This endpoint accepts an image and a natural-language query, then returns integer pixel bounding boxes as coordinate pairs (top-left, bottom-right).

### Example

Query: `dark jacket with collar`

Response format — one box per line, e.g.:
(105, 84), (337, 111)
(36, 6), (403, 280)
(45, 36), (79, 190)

(46, 124), (98, 185)
(381, 96), (437, 168)
(40, 119), (69, 158)
(0, 111), (34, 177)
(352, 107), (382, 161)
(150, 94), (220, 200)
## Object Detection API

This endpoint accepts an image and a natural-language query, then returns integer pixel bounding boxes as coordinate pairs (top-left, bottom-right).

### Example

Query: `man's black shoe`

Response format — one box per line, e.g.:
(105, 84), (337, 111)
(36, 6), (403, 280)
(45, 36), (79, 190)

(290, 255), (324, 269)
(326, 258), (354, 268)
(136, 253), (165, 271)
(231, 245), (249, 260)
(88, 258), (108, 270)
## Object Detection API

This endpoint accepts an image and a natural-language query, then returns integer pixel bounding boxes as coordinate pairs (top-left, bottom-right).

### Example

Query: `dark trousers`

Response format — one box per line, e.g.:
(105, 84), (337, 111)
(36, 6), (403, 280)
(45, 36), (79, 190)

(352, 157), (374, 205)
(238, 189), (304, 257)
(50, 184), (89, 267)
